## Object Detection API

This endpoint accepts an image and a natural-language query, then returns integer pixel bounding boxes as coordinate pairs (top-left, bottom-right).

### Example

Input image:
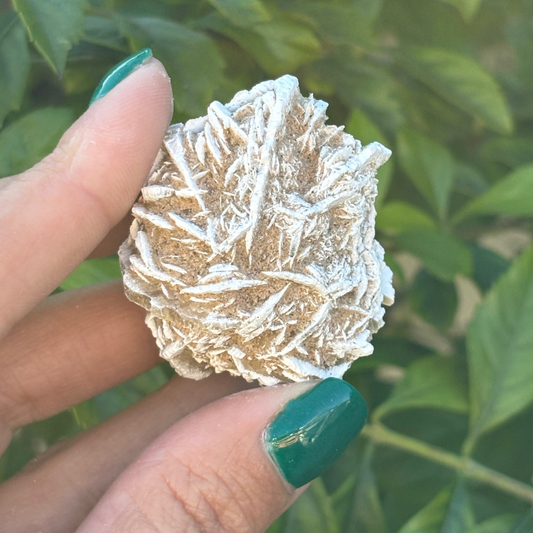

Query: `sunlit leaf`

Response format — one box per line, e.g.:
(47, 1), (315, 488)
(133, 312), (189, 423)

(397, 129), (454, 220)
(13, 0), (87, 73)
(0, 107), (74, 178)
(0, 13), (30, 126)
(346, 109), (393, 207)
(60, 257), (121, 291)
(455, 164), (533, 221)
(398, 481), (475, 533)
(377, 202), (436, 233)
(467, 246), (533, 446)
(207, 0), (271, 27)
(375, 357), (468, 420)
(123, 17), (225, 116)
(397, 47), (513, 134)
(393, 230), (473, 280)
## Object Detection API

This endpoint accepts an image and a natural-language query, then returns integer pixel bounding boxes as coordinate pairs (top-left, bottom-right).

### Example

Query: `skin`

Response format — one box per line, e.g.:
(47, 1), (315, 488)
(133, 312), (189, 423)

(0, 60), (311, 533)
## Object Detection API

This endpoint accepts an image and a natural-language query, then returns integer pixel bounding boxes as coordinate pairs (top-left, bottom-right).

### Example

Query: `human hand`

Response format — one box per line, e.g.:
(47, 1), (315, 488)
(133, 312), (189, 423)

(0, 51), (367, 533)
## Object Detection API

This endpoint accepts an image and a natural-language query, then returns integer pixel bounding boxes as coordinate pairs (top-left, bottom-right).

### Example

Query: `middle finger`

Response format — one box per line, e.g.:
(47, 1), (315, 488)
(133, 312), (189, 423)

(0, 281), (159, 430)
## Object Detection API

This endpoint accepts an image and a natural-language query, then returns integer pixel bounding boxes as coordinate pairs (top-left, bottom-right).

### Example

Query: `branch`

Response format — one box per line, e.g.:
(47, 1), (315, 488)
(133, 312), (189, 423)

(362, 423), (533, 504)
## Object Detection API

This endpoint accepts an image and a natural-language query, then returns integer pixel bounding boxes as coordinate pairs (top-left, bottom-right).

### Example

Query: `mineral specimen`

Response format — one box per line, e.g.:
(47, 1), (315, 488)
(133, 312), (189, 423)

(119, 75), (394, 385)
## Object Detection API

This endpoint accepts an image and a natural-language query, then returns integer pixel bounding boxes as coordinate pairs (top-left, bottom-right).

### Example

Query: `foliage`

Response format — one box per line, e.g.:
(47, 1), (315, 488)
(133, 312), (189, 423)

(2, 0), (533, 530)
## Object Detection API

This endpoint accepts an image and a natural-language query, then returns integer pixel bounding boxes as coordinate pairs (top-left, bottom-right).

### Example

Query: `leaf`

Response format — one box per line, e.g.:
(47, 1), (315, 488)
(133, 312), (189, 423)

(207, 0), (271, 27)
(439, 0), (483, 21)
(410, 269), (458, 329)
(346, 109), (393, 207)
(464, 514), (521, 533)
(455, 164), (533, 221)
(467, 246), (533, 444)
(282, 478), (339, 533)
(377, 202), (436, 233)
(375, 356), (469, 421)
(398, 481), (475, 533)
(13, 0), (87, 74)
(393, 230), (473, 281)
(396, 47), (513, 134)
(123, 17), (225, 116)
(467, 242), (510, 293)
(0, 13), (30, 126)
(204, 9), (321, 75)
(0, 107), (74, 178)
(342, 443), (388, 533)
(289, 2), (373, 47)
(60, 257), (121, 291)
(82, 15), (128, 51)
(397, 129), (454, 220)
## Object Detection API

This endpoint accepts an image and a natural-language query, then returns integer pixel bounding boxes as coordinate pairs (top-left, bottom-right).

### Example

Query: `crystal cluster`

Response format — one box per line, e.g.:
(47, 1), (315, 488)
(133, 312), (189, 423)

(119, 75), (394, 385)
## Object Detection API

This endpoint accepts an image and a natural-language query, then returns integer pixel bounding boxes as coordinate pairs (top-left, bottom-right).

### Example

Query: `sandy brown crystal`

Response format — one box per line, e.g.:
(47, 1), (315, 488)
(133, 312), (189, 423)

(119, 75), (394, 385)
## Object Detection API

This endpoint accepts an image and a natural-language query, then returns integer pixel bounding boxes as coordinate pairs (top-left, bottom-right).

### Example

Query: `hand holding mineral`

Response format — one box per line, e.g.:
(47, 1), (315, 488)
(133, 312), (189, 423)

(0, 52), (376, 532)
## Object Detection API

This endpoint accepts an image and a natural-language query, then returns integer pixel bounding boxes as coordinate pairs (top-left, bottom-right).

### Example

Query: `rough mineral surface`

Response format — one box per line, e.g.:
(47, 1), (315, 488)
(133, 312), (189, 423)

(119, 75), (394, 386)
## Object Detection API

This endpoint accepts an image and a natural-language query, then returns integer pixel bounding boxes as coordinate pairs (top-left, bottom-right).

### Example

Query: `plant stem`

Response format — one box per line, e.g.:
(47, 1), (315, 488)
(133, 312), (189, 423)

(362, 423), (533, 504)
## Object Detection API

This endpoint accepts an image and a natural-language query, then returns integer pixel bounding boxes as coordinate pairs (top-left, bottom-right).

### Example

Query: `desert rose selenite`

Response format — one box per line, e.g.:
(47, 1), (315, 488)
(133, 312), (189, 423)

(119, 75), (394, 385)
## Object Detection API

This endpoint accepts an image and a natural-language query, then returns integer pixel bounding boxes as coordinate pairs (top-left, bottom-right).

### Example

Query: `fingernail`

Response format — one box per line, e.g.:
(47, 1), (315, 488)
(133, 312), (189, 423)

(265, 378), (368, 488)
(90, 48), (153, 105)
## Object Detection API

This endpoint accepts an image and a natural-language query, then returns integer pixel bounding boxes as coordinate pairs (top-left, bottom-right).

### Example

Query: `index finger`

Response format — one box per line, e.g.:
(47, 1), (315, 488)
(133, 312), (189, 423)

(0, 56), (172, 338)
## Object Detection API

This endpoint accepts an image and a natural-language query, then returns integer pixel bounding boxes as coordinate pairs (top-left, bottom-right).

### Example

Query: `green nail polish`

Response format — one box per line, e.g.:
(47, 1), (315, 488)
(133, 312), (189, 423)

(265, 378), (368, 488)
(90, 48), (153, 105)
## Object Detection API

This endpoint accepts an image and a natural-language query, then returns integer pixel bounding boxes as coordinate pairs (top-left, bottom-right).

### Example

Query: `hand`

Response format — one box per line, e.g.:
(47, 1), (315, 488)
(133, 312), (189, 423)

(0, 54), (367, 533)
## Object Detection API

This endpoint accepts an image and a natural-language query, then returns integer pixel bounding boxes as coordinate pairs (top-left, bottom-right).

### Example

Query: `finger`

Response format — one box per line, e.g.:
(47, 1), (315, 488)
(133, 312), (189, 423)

(0, 58), (172, 338)
(87, 213), (133, 259)
(77, 379), (367, 533)
(0, 374), (249, 533)
(0, 281), (160, 429)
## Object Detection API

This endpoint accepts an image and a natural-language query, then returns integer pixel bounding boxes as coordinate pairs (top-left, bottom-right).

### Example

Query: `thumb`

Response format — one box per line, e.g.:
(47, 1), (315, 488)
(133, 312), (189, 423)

(76, 378), (367, 533)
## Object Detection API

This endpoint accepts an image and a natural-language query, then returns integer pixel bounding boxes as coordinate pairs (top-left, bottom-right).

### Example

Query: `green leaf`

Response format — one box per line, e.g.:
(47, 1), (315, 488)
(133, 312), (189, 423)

(342, 443), (388, 533)
(60, 257), (121, 291)
(375, 356), (469, 421)
(0, 107), (74, 178)
(282, 478), (339, 533)
(123, 17), (225, 116)
(397, 47), (513, 134)
(346, 109), (393, 207)
(410, 269), (458, 329)
(13, 0), (87, 74)
(397, 129), (454, 220)
(70, 399), (101, 430)
(455, 164), (533, 221)
(467, 242), (510, 293)
(0, 13), (30, 126)
(207, 0), (271, 27)
(398, 481), (475, 533)
(204, 10), (321, 75)
(464, 514), (520, 533)
(467, 246), (533, 444)
(439, 0), (483, 21)
(289, 2), (373, 47)
(82, 15), (128, 51)
(377, 202), (436, 233)
(393, 230), (473, 281)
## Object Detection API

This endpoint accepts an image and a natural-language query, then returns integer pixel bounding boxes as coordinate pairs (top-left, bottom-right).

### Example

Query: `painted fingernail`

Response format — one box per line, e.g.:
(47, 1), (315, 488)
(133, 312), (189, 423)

(265, 378), (368, 488)
(90, 48), (153, 105)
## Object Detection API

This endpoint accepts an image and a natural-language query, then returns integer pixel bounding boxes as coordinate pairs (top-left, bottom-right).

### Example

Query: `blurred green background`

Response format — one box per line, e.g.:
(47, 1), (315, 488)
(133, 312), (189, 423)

(2, 0), (533, 531)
